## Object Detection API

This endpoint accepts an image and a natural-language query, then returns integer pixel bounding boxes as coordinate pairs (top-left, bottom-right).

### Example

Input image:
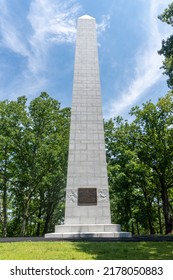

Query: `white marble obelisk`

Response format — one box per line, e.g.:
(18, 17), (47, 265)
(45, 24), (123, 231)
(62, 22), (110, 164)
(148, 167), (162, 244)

(65, 15), (111, 225)
(45, 15), (131, 238)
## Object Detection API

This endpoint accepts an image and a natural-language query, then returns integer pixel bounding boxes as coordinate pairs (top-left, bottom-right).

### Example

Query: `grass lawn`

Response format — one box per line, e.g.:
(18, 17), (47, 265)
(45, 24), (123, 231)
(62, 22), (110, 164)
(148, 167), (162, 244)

(0, 241), (172, 260)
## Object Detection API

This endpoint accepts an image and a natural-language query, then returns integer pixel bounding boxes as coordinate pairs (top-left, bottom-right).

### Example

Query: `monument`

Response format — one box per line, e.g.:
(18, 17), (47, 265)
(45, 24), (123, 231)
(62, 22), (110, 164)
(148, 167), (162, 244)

(45, 15), (131, 238)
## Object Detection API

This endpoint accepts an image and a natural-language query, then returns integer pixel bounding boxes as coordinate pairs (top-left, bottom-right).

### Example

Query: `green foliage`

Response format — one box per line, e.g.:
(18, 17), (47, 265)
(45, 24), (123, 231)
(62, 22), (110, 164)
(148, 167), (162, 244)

(158, 2), (173, 25)
(105, 92), (173, 234)
(0, 93), (70, 237)
(158, 2), (173, 88)
(0, 91), (173, 236)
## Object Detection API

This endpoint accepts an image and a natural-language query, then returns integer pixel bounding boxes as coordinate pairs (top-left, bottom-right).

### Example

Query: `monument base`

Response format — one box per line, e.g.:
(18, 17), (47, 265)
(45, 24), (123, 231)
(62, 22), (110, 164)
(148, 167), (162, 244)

(45, 224), (131, 238)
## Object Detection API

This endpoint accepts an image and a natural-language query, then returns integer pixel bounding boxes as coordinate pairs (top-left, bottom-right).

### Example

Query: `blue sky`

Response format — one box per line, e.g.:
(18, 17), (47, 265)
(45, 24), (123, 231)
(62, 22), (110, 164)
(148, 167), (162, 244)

(0, 0), (172, 120)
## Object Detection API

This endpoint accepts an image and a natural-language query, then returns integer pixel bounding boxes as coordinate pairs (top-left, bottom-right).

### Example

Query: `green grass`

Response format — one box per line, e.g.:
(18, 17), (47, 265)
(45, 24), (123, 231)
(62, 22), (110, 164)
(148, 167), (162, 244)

(0, 242), (172, 260)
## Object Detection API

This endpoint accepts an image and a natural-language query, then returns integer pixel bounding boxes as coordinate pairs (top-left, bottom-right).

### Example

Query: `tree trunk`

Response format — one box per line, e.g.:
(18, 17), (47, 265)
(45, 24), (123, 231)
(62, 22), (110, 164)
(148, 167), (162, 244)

(2, 186), (7, 238)
(160, 177), (173, 234)
(43, 204), (55, 234)
(36, 206), (42, 236)
(43, 212), (51, 234)
(131, 221), (135, 235)
(148, 217), (155, 235)
(2, 155), (8, 238)
(20, 204), (29, 236)
(142, 187), (155, 234)
(147, 202), (155, 235)
(158, 209), (163, 234)
(157, 202), (163, 234)
(136, 219), (140, 235)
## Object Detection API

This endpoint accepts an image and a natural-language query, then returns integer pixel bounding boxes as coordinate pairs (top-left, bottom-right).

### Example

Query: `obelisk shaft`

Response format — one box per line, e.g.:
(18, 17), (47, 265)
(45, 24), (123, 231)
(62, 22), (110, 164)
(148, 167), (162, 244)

(65, 15), (111, 224)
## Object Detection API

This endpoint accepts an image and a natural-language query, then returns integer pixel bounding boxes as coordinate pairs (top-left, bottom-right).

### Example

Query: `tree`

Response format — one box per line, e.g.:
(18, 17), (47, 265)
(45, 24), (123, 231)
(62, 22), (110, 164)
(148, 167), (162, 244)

(130, 92), (173, 234)
(158, 3), (173, 89)
(0, 97), (27, 237)
(105, 91), (173, 234)
(11, 93), (70, 236)
(0, 93), (70, 237)
(105, 118), (157, 234)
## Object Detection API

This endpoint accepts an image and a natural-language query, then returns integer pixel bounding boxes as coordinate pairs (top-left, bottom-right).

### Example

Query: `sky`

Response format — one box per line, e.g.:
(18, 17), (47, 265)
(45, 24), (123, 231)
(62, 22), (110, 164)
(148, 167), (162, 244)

(0, 0), (172, 120)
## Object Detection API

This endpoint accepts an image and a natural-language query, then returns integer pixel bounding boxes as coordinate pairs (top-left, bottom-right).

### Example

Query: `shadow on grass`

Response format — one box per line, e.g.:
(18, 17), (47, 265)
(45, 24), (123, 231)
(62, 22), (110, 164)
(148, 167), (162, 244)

(73, 241), (173, 260)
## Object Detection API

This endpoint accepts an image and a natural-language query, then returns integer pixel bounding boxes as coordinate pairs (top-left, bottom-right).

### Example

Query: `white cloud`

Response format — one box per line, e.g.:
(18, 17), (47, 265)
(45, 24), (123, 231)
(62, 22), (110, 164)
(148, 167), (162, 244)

(106, 0), (172, 119)
(0, 0), (110, 100)
(0, 0), (111, 101)
(28, 0), (80, 44)
(27, 0), (81, 74)
(0, 2), (29, 57)
(0, 0), (81, 100)
(97, 14), (110, 35)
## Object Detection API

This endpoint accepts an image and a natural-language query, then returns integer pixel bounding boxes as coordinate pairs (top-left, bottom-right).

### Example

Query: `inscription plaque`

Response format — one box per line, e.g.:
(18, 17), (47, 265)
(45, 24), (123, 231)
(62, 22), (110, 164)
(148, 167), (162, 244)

(78, 188), (97, 206)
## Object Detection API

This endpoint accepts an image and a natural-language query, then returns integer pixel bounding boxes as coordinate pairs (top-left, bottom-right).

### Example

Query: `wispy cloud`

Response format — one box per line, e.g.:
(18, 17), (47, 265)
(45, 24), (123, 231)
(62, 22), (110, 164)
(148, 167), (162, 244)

(97, 14), (110, 35)
(0, 0), (81, 100)
(27, 0), (81, 74)
(0, 0), (112, 101)
(0, 1), (29, 57)
(106, 0), (172, 119)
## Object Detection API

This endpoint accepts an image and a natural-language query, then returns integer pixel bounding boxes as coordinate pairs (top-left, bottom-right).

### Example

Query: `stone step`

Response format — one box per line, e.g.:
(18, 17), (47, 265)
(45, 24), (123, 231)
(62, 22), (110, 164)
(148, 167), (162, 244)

(55, 224), (121, 233)
(45, 231), (132, 239)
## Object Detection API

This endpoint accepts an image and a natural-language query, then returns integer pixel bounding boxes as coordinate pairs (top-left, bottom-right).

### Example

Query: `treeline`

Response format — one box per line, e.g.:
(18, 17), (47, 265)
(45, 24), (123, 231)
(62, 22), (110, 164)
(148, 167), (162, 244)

(0, 3), (173, 237)
(105, 91), (173, 235)
(0, 90), (172, 237)
(0, 93), (70, 237)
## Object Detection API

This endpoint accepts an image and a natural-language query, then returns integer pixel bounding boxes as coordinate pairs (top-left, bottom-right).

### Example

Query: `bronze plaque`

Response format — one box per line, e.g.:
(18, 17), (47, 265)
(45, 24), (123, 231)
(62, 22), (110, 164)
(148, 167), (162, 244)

(78, 188), (97, 206)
